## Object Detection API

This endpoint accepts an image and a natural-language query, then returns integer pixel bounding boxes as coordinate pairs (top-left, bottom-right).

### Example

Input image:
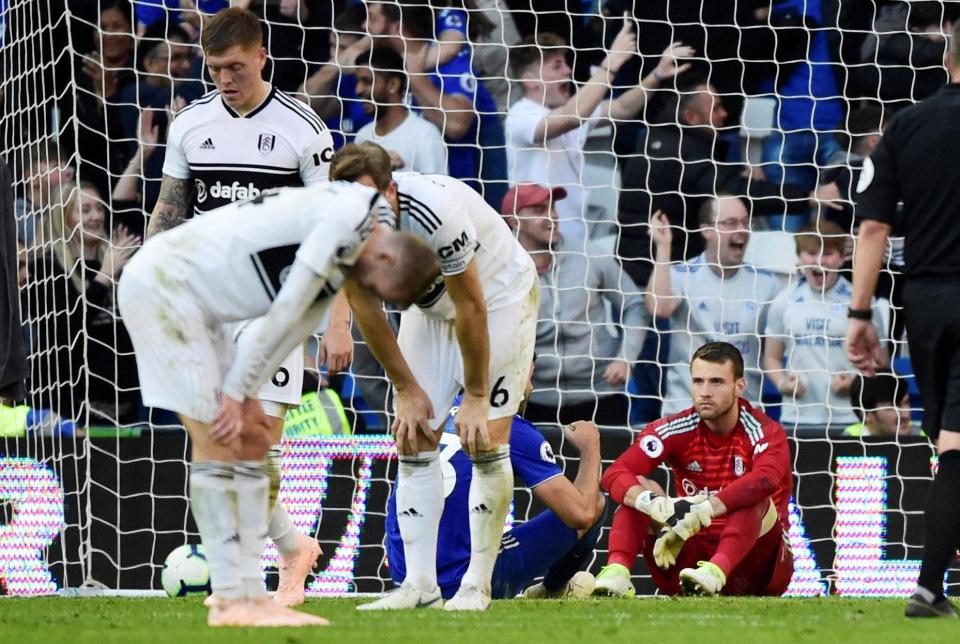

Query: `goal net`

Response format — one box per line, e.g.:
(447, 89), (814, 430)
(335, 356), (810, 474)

(2, 0), (953, 597)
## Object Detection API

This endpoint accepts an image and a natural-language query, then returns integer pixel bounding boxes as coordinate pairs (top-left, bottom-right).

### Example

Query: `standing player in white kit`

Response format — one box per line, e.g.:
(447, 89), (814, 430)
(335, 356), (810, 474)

(120, 180), (438, 626)
(330, 143), (539, 611)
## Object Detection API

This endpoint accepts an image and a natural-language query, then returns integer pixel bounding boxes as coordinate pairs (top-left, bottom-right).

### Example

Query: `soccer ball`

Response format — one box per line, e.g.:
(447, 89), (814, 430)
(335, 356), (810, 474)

(161, 544), (212, 597)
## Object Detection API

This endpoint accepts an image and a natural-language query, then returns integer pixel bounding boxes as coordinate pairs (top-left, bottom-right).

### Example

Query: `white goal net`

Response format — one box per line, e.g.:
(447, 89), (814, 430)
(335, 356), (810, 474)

(1, 0), (954, 597)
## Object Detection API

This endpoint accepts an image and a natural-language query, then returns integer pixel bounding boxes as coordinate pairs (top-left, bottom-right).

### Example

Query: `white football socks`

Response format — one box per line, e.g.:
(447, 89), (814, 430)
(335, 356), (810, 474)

(460, 445), (512, 593)
(234, 460), (270, 599)
(265, 445), (300, 559)
(396, 450), (443, 592)
(189, 461), (242, 599)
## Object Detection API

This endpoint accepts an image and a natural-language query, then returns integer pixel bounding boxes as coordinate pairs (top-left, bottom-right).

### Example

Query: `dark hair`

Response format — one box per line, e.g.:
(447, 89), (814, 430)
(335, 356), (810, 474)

(907, 2), (945, 30)
(138, 22), (190, 72)
(356, 46), (408, 94)
(836, 104), (885, 153)
(509, 32), (568, 79)
(697, 192), (745, 226)
(330, 142), (393, 191)
(850, 371), (907, 421)
(200, 7), (262, 56)
(691, 342), (744, 380)
(334, 4), (366, 34)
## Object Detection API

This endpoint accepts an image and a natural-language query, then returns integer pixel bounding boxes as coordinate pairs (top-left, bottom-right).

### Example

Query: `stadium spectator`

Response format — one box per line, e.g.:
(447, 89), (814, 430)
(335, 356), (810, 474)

(617, 76), (811, 287)
(763, 221), (889, 430)
(69, 0), (136, 199)
(448, 0), (521, 113)
(844, 371), (916, 437)
(253, 0), (332, 94)
(25, 181), (140, 424)
(353, 47), (447, 174)
(132, 0), (226, 37)
(814, 105), (887, 234)
(594, 342), (794, 597)
(500, 183), (645, 427)
(16, 144), (75, 247)
(300, 5), (373, 148)
(506, 28), (691, 242)
(364, 0), (507, 209)
(855, 1), (951, 109)
(386, 394), (604, 600)
(646, 196), (779, 417)
(756, 0), (844, 194)
(115, 23), (203, 211)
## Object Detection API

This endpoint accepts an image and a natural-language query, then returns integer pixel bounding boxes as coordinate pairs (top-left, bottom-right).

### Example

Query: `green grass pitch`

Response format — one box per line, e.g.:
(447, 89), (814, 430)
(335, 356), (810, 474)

(0, 597), (954, 643)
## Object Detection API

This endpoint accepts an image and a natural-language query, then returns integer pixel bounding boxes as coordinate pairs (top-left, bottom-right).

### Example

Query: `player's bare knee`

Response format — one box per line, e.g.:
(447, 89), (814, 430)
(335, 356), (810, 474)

(486, 416), (512, 446)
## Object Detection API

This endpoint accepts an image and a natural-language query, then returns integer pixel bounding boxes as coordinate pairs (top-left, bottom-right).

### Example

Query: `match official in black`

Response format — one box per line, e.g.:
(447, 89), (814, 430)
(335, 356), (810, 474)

(847, 22), (960, 619)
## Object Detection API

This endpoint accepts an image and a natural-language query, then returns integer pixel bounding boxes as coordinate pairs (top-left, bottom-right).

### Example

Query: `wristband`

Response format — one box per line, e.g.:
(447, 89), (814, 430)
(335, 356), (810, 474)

(847, 307), (872, 320)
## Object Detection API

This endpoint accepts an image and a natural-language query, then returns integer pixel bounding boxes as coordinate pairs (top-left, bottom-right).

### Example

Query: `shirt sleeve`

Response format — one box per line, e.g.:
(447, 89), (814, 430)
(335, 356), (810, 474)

(510, 419), (563, 488)
(298, 127), (336, 186)
(429, 195), (478, 275)
(437, 9), (469, 37)
(854, 126), (900, 225)
(764, 294), (787, 338)
(716, 421), (791, 513)
(505, 101), (544, 148)
(601, 424), (672, 505)
(161, 111), (191, 179)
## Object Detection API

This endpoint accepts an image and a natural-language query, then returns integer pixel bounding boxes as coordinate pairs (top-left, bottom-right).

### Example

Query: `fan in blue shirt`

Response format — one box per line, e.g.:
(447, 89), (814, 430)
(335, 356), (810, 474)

(385, 395), (605, 599)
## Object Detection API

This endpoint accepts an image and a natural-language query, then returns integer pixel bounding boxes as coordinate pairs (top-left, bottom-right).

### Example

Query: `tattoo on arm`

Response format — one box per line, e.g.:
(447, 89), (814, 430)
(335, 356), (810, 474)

(146, 175), (193, 238)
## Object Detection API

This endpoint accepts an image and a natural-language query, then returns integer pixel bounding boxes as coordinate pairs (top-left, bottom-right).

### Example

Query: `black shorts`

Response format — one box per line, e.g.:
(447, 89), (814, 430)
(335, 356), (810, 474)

(903, 275), (960, 439)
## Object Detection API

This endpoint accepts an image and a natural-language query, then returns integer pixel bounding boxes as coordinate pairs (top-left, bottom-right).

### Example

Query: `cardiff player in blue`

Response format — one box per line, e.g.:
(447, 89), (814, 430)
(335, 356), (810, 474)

(384, 396), (605, 602)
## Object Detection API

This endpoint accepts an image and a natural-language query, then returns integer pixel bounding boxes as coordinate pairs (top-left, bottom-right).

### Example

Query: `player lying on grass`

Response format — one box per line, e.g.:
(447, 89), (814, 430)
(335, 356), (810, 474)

(593, 342), (794, 597)
(118, 181), (438, 627)
(331, 143), (539, 611)
(384, 385), (605, 602)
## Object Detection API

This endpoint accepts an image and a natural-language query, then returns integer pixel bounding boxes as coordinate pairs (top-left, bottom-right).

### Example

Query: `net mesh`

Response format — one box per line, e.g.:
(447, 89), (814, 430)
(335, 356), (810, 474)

(2, 0), (954, 596)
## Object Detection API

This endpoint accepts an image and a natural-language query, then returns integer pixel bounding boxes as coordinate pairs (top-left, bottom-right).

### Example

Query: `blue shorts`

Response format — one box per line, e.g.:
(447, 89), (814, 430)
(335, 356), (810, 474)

(490, 510), (579, 599)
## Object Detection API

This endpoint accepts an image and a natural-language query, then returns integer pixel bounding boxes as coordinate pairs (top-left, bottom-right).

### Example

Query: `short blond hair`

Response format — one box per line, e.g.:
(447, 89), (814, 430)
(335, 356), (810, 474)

(329, 142), (393, 191)
(795, 220), (846, 255)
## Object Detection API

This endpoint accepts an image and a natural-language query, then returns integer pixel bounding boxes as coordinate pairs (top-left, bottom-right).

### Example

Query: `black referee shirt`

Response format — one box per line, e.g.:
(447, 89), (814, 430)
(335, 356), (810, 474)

(855, 83), (960, 276)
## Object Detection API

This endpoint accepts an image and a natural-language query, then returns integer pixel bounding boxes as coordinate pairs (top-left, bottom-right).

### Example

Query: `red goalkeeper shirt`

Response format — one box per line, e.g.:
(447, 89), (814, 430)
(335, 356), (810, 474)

(602, 399), (792, 533)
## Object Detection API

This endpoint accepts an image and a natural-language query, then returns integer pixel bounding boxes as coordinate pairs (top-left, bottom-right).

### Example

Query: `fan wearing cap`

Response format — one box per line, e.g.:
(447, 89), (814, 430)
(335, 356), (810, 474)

(501, 184), (646, 427)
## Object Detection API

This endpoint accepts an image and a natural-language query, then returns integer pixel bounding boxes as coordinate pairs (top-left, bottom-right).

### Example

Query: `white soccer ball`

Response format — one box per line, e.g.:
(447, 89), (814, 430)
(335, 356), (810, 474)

(161, 543), (212, 597)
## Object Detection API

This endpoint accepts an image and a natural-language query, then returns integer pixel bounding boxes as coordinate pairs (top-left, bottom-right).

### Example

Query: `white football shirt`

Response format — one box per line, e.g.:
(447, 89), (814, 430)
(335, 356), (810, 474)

(766, 276), (889, 427)
(127, 181), (389, 323)
(505, 97), (603, 241)
(390, 173), (536, 320)
(163, 87), (334, 215)
(662, 254), (782, 415)
(354, 112), (448, 174)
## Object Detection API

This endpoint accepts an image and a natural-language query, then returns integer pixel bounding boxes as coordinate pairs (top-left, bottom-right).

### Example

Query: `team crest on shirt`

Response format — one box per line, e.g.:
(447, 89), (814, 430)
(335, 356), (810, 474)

(540, 441), (556, 464)
(258, 133), (275, 155)
(734, 455), (745, 477)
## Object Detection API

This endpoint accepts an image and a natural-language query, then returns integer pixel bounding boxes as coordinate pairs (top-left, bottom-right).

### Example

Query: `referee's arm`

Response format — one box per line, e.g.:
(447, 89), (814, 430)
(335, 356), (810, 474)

(849, 136), (900, 375)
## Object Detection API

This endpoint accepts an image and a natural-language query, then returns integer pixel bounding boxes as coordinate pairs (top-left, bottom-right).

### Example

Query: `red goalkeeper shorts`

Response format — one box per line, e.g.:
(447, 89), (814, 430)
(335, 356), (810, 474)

(641, 521), (794, 596)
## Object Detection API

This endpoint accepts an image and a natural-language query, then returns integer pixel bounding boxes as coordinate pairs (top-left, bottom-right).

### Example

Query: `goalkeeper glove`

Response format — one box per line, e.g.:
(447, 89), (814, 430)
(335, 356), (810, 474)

(652, 499), (714, 569)
(632, 490), (708, 525)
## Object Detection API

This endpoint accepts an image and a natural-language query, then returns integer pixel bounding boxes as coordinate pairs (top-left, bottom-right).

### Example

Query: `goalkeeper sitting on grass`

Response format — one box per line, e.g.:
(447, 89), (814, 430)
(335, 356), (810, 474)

(594, 342), (794, 597)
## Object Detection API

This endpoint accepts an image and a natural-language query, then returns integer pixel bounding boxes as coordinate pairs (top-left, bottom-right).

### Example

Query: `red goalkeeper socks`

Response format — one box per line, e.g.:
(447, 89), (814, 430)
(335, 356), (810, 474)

(607, 505), (650, 569)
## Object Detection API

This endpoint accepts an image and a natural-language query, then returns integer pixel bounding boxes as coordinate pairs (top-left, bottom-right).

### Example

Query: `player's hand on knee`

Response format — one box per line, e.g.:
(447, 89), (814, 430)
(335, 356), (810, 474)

(657, 498), (714, 546)
(241, 399), (272, 453)
(212, 394), (245, 446)
(392, 386), (435, 454)
(455, 393), (490, 458)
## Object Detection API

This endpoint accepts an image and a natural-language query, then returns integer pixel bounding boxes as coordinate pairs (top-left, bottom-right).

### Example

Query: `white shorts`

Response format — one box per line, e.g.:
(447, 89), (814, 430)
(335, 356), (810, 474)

(397, 280), (538, 429)
(118, 269), (232, 424)
(230, 319), (303, 418)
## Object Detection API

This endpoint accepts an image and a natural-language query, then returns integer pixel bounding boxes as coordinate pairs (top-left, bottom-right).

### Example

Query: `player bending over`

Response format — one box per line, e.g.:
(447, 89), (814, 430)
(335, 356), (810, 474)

(331, 143), (539, 611)
(385, 389), (605, 601)
(594, 342), (794, 597)
(118, 181), (437, 627)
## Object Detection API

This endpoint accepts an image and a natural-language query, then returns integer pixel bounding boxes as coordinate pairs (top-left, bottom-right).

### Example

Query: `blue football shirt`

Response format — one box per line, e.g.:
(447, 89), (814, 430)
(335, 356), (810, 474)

(385, 396), (562, 595)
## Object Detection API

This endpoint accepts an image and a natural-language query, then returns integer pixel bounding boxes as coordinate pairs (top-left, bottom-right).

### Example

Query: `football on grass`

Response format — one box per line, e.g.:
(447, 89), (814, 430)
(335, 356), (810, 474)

(161, 544), (211, 597)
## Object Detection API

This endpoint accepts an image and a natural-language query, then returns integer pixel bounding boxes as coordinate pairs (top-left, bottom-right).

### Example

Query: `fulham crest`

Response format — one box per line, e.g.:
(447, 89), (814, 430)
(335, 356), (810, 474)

(734, 455), (745, 477)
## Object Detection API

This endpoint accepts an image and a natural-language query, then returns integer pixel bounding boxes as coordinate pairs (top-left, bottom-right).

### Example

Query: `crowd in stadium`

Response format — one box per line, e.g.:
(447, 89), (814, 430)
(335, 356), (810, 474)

(12, 0), (956, 437)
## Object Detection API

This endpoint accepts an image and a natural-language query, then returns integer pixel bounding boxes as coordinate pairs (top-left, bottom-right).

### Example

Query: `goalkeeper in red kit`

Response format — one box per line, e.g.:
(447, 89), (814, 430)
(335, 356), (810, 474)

(594, 342), (793, 596)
